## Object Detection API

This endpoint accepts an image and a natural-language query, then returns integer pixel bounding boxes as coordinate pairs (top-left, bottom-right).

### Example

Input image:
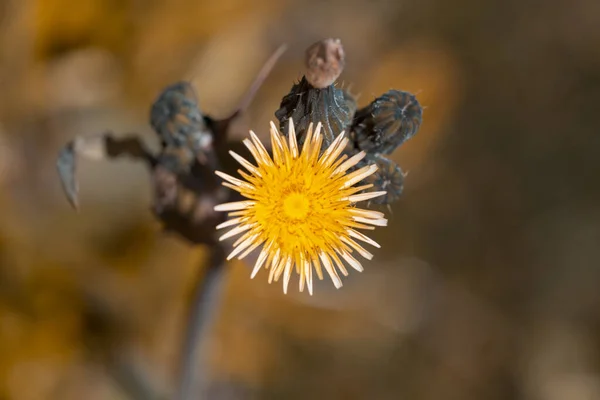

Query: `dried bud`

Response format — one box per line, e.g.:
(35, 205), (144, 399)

(353, 154), (406, 205)
(305, 38), (345, 89)
(150, 82), (208, 148)
(350, 90), (423, 155)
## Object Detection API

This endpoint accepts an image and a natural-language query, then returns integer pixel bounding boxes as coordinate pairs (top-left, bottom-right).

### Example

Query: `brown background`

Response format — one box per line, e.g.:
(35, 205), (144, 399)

(0, 0), (599, 399)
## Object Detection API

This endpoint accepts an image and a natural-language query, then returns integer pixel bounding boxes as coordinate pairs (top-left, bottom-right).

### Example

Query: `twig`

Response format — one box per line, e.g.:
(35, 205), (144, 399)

(230, 44), (288, 119)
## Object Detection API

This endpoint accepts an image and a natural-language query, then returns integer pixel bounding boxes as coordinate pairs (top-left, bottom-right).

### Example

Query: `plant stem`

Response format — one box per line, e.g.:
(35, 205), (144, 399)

(176, 245), (227, 400)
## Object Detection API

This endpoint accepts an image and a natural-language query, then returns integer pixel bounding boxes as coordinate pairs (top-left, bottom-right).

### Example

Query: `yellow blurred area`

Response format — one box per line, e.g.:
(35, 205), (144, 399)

(1, 0), (600, 399)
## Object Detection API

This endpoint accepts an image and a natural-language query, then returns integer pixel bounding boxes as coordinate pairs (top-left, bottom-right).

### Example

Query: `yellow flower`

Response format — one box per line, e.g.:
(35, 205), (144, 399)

(214, 119), (387, 295)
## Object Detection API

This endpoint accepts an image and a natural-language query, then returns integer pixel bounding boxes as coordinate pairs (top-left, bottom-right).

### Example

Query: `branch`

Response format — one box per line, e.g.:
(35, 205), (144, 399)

(56, 133), (155, 210)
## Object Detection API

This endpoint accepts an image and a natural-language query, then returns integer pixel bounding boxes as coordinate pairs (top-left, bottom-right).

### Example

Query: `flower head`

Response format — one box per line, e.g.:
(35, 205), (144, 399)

(214, 119), (387, 295)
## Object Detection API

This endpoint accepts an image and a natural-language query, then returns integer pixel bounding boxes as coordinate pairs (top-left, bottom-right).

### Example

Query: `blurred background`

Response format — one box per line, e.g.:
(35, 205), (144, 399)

(1, 0), (600, 399)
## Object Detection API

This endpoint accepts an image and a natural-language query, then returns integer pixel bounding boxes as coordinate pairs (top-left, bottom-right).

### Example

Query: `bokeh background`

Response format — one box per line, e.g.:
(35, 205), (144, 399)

(1, 0), (600, 399)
